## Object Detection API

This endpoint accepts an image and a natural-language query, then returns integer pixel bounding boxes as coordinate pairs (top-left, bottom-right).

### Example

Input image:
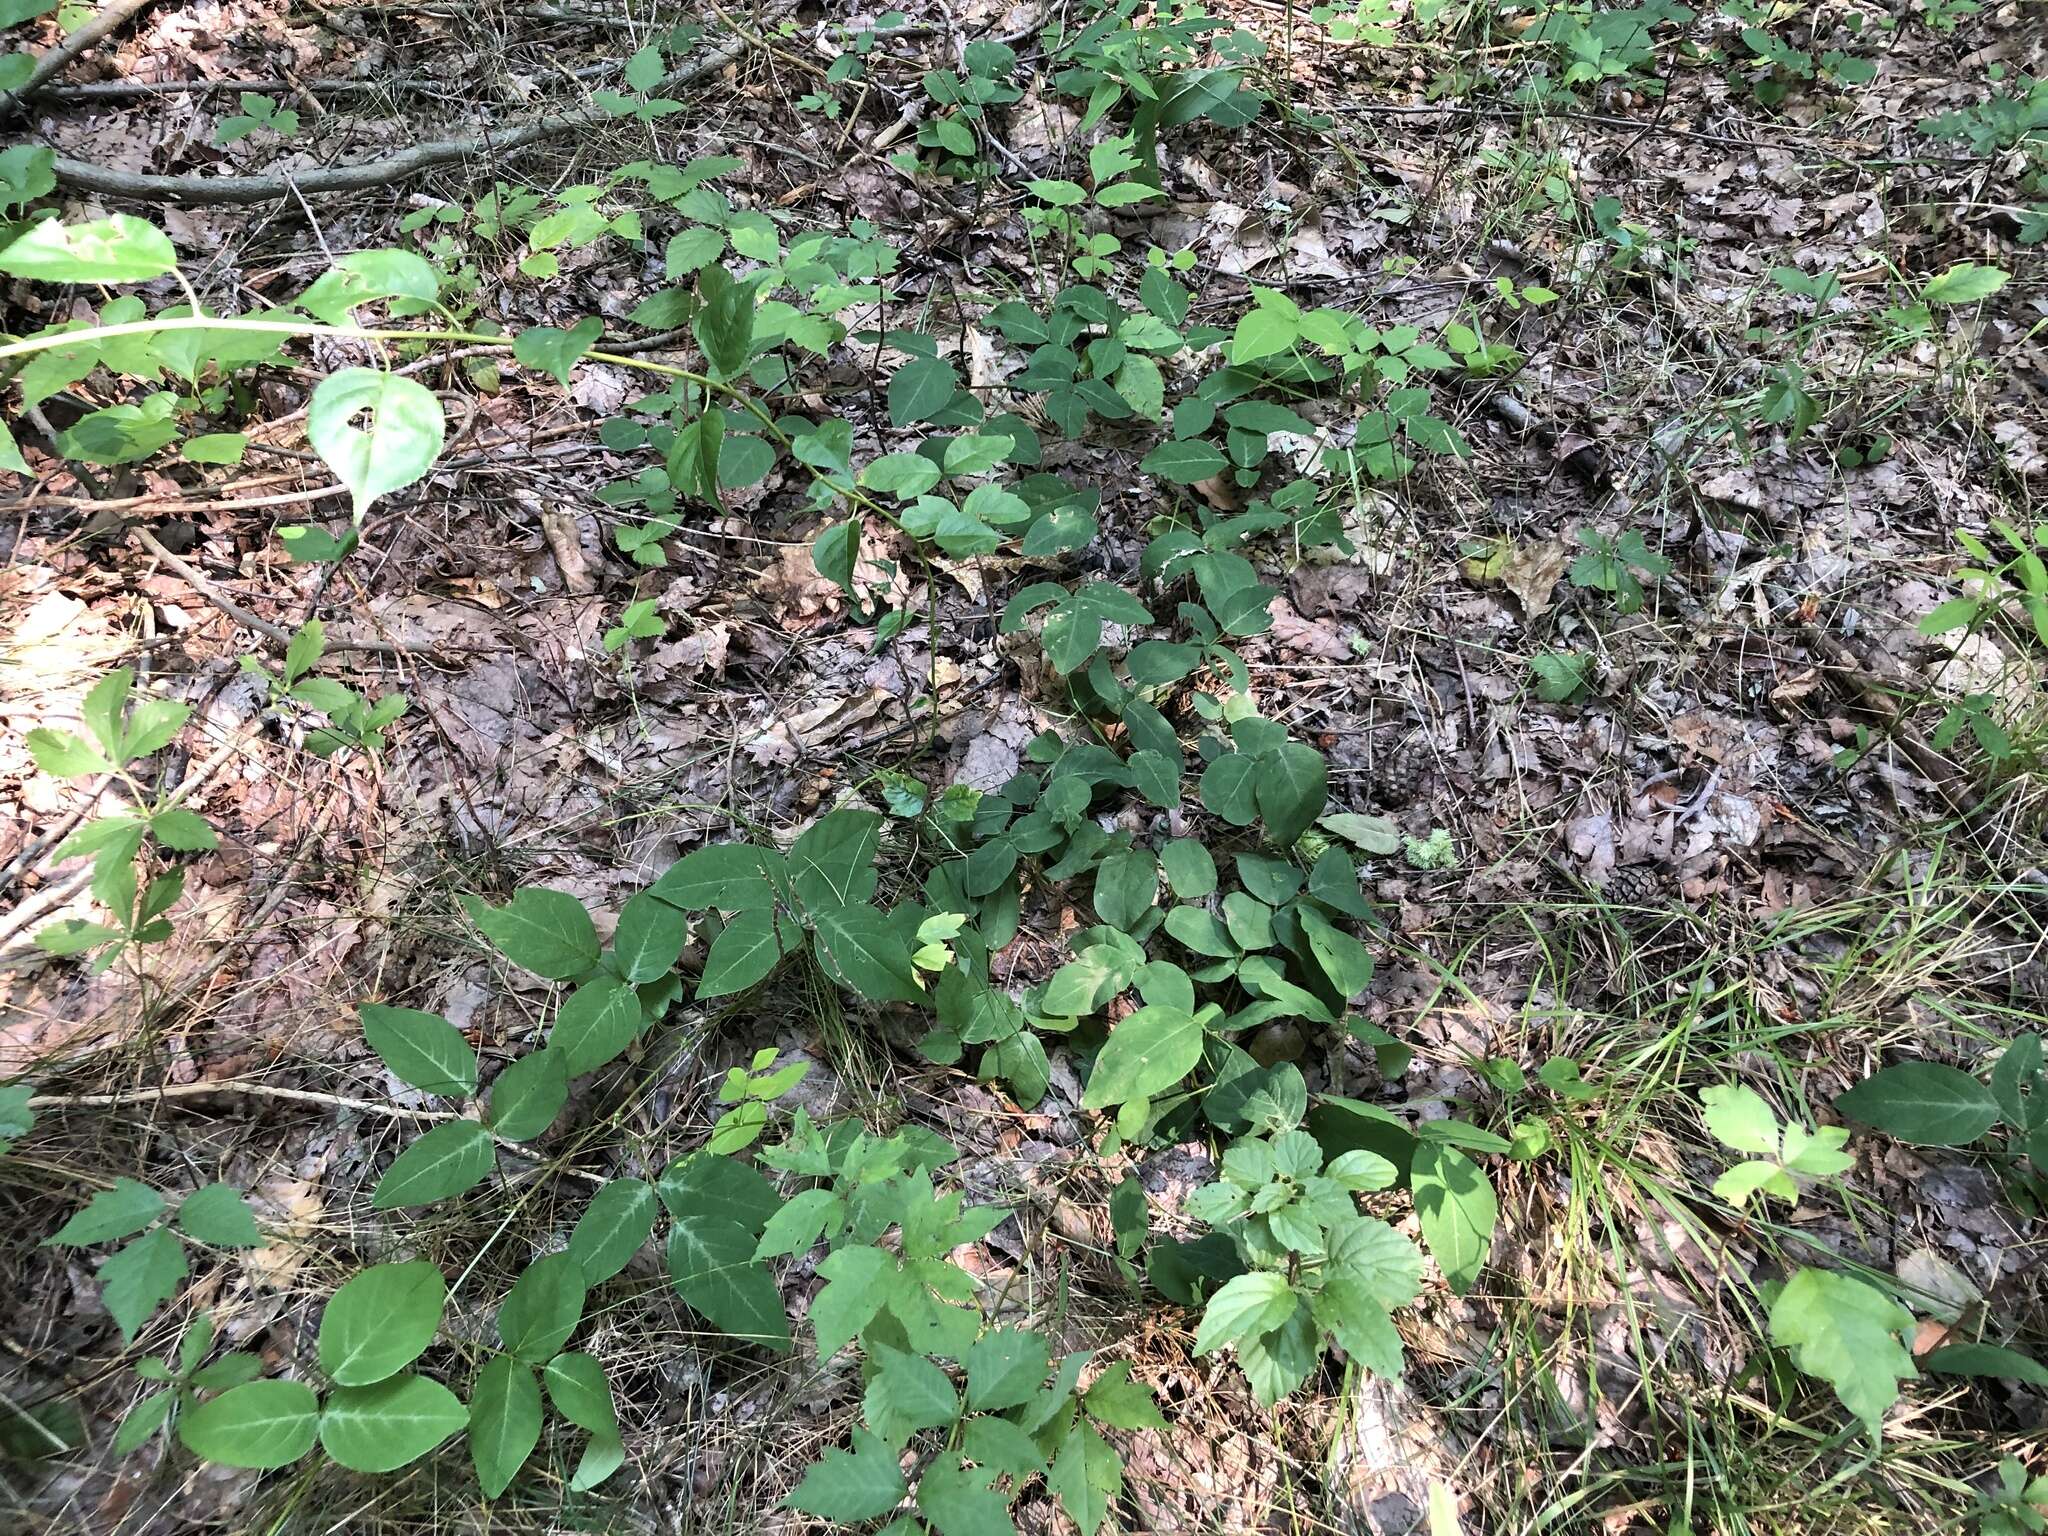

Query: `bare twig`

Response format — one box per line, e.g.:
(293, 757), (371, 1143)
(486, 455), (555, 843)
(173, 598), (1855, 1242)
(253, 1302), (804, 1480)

(48, 13), (779, 205)
(0, 0), (160, 121)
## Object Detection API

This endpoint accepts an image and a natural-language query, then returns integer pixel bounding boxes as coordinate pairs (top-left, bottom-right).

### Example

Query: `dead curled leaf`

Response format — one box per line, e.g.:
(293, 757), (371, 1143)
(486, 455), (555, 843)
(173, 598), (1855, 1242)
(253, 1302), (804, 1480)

(1500, 538), (1571, 619)
(1268, 596), (1353, 660)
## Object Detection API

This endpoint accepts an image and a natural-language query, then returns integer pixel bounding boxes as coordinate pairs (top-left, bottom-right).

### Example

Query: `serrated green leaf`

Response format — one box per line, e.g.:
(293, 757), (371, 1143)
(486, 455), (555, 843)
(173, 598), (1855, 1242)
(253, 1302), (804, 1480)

(44, 1177), (163, 1247)
(784, 1427), (908, 1522)
(98, 1227), (186, 1342)
(177, 1183), (261, 1248)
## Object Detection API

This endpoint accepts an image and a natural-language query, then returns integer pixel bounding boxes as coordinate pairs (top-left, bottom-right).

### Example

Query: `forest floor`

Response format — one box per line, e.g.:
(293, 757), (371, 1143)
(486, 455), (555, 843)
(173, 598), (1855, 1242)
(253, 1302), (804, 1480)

(1, 1), (2045, 1533)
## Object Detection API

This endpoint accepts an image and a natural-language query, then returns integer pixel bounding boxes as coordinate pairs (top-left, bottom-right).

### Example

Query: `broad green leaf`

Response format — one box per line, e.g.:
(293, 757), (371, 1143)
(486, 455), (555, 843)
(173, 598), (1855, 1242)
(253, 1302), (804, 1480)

(544, 1351), (617, 1432)
(496, 1251), (587, 1362)
(176, 1183), (261, 1248)
(1230, 305), (1299, 364)
(889, 356), (956, 427)
(1768, 1267), (1916, 1438)
(371, 1120), (494, 1209)
(182, 432), (247, 465)
(24, 727), (108, 778)
(307, 368), (445, 519)
(650, 843), (778, 910)
(666, 1213), (792, 1352)
(811, 904), (923, 1002)
(550, 975), (641, 1076)
(567, 1178), (657, 1284)
(359, 1003), (478, 1097)
(1093, 848), (1158, 930)
(469, 1354), (541, 1498)
(293, 249), (439, 324)
(753, 1186), (844, 1260)
(1081, 1004), (1203, 1110)
(1139, 437), (1228, 484)
(177, 1380), (318, 1469)
(0, 215), (177, 283)
(318, 1374), (467, 1473)
(1082, 1361), (1167, 1430)
(44, 1177), (163, 1247)
(1193, 1270), (1297, 1355)
(318, 1261), (447, 1386)
(1319, 811), (1403, 855)
(694, 263), (758, 378)
(1836, 1062), (2000, 1146)
(612, 889), (688, 983)
(512, 316), (604, 386)
(113, 1390), (174, 1454)
(463, 887), (600, 980)
(656, 1150), (780, 1232)
(1919, 1341), (2048, 1391)
(784, 1427), (907, 1522)
(99, 1228), (186, 1342)
(1410, 1143), (1494, 1296)
(966, 1326), (1051, 1411)
(1299, 907), (1373, 998)
(1199, 753), (1258, 825)
(487, 1047), (568, 1141)
(1160, 838), (1217, 899)
(1256, 741), (1327, 846)
(860, 450), (944, 499)
(697, 906), (783, 998)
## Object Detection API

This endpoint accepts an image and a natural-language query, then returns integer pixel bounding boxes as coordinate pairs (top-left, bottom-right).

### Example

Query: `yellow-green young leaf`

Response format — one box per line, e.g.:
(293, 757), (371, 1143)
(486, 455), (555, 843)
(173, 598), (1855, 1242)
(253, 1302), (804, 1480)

(1768, 1267), (1916, 1438)
(0, 215), (177, 283)
(307, 368), (445, 519)
(1921, 262), (2009, 306)
(318, 1262), (447, 1385)
(785, 1427), (908, 1522)
(1699, 1083), (1781, 1156)
(177, 1380), (318, 1469)
(0, 417), (31, 475)
(469, 1354), (542, 1498)
(318, 1374), (467, 1473)
(372, 1119), (494, 1209)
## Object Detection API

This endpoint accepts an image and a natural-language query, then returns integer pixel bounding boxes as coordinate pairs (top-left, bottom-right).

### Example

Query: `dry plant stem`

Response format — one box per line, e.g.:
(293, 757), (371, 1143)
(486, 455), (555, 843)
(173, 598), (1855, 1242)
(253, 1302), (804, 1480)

(0, 0), (160, 120)
(46, 9), (785, 204)
(129, 523), (471, 658)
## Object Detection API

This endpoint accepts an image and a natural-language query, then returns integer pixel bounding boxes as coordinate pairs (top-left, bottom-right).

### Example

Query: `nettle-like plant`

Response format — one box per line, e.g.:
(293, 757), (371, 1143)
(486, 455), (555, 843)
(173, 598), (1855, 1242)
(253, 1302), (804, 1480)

(1180, 1066), (1423, 1406)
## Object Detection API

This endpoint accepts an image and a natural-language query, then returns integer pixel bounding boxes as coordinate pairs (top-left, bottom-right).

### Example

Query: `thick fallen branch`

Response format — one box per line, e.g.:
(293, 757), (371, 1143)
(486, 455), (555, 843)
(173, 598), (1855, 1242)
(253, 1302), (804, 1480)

(48, 17), (766, 205)
(0, 0), (159, 121)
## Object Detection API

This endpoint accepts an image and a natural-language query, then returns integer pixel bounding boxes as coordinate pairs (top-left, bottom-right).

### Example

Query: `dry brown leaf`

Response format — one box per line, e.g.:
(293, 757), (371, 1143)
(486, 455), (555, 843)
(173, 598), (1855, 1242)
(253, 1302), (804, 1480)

(1268, 597), (1353, 660)
(1501, 538), (1571, 619)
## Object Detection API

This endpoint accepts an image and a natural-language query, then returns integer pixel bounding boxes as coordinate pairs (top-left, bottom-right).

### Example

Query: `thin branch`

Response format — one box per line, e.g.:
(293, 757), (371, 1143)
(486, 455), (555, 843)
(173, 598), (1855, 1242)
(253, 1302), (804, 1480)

(47, 16), (772, 206)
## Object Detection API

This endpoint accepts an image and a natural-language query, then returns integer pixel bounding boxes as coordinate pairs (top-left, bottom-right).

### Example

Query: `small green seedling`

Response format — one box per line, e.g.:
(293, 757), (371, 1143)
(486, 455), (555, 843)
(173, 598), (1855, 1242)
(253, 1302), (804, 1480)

(1701, 1083), (1854, 1207)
